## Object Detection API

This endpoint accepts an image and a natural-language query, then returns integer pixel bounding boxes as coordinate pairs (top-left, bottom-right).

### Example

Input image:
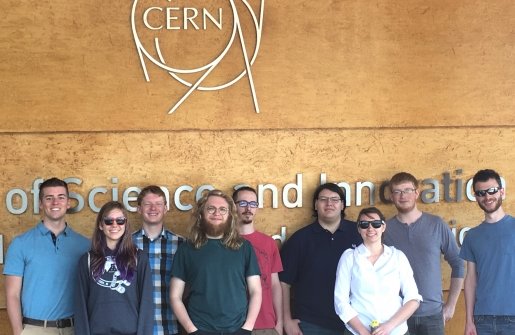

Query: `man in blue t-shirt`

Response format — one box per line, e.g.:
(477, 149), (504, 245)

(279, 183), (362, 335)
(3, 177), (90, 335)
(460, 169), (515, 335)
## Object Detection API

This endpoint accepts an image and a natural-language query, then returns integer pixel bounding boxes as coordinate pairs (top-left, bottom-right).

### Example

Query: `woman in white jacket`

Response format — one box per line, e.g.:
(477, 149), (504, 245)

(334, 207), (422, 335)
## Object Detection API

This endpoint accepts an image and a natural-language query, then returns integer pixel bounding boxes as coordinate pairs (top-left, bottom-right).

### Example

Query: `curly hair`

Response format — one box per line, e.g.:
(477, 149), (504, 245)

(189, 189), (243, 250)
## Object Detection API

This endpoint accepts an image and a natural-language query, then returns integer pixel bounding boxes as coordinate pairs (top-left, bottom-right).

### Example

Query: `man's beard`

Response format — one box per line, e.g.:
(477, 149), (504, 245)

(395, 201), (416, 214)
(478, 197), (502, 214)
(240, 211), (254, 225)
(203, 219), (229, 237)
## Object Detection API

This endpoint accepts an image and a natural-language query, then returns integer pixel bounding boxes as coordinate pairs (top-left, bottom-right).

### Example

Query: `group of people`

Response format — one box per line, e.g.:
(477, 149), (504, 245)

(2, 168), (513, 335)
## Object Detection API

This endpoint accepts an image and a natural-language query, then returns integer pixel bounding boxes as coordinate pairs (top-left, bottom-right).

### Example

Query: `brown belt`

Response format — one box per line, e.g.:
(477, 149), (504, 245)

(23, 317), (74, 328)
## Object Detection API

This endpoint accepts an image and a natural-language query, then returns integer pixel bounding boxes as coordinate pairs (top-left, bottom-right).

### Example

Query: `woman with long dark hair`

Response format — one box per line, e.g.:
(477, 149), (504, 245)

(75, 201), (153, 335)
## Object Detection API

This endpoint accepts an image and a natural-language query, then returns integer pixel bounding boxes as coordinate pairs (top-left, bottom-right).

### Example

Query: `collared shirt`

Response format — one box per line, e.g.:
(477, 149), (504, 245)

(133, 228), (184, 335)
(3, 221), (90, 320)
(279, 219), (362, 331)
(335, 244), (422, 335)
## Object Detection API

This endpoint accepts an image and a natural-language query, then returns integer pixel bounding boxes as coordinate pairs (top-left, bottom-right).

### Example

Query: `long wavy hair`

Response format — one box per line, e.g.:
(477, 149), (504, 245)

(89, 201), (137, 281)
(189, 189), (243, 250)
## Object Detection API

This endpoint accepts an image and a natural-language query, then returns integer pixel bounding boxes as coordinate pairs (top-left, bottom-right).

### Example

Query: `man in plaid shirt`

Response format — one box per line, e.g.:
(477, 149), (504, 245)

(133, 185), (184, 335)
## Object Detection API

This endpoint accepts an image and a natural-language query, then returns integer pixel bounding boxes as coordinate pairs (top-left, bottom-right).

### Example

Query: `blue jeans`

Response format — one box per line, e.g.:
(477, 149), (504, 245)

(298, 320), (343, 335)
(474, 315), (515, 335)
(407, 312), (444, 335)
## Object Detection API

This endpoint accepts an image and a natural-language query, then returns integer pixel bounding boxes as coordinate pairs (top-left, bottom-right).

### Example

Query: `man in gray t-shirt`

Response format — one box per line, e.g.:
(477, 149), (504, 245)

(383, 172), (465, 335)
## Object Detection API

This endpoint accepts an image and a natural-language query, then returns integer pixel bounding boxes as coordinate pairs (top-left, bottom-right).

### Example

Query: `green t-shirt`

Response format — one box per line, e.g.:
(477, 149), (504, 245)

(171, 239), (260, 332)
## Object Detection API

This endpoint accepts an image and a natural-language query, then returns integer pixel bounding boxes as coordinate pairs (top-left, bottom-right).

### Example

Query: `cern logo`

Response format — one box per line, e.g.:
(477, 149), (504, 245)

(131, 0), (265, 114)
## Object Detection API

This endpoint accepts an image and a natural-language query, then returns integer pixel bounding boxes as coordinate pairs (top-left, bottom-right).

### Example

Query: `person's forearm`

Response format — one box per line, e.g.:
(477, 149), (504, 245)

(6, 297), (23, 335)
(271, 274), (283, 331)
(242, 291), (262, 330)
(386, 300), (420, 329)
(464, 275), (476, 323)
(446, 277), (464, 307)
(281, 282), (293, 321)
(171, 298), (197, 333)
(242, 276), (262, 330)
(170, 278), (197, 334)
(5, 276), (23, 335)
(347, 316), (371, 335)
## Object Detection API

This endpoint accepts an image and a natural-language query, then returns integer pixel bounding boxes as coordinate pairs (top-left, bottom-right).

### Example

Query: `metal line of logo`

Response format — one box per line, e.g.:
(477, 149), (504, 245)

(130, 0), (265, 114)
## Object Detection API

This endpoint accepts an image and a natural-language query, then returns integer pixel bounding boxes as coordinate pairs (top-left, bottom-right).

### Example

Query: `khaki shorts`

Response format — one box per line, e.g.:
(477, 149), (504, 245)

(21, 324), (74, 335)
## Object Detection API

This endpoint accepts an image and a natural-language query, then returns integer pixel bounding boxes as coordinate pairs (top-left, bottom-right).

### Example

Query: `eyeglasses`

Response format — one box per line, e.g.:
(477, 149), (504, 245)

(103, 217), (127, 226)
(206, 206), (229, 215)
(236, 200), (259, 208)
(474, 187), (500, 197)
(358, 220), (384, 229)
(391, 188), (416, 196)
(317, 197), (342, 204)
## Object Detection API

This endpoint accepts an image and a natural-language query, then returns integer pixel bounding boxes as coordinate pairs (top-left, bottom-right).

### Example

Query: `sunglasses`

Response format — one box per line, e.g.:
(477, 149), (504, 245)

(474, 187), (500, 197)
(103, 217), (127, 226)
(358, 220), (384, 229)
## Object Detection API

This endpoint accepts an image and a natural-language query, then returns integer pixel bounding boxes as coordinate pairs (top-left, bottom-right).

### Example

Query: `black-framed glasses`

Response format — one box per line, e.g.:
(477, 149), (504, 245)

(317, 197), (342, 204)
(358, 220), (384, 229)
(236, 200), (259, 208)
(206, 206), (229, 215)
(474, 187), (500, 197)
(103, 217), (127, 226)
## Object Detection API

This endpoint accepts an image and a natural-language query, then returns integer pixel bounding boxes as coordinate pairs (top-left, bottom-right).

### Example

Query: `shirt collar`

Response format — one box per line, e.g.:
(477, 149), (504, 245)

(356, 243), (393, 257)
(37, 221), (69, 236)
(141, 227), (166, 241)
(313, 219), (348, 232)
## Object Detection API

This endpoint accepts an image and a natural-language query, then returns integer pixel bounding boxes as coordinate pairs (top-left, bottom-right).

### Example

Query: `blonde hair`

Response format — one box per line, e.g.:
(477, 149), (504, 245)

(189, 189), (243, 250)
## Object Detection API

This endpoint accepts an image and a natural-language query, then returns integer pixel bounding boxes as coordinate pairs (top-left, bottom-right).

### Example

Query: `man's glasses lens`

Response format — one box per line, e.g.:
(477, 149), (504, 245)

(391, 188), (416, 196)
(103, 217), (127, 225)
(207, 207), (229, 215)
(237, 200), (259, 208)
(318, 197), (342, 204)
(474, 187), (500, 197)
(358, 220), (384, 229)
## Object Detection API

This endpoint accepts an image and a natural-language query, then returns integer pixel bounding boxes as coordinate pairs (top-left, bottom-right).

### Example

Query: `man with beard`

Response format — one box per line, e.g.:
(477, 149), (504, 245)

(280, 183), (362, 335)
(133, 185), (184, 335)
(234, 186), (283, 335)
(383, 172), (464, 335)
(460, 169), (515, 335)
(170, 189), (262, 335)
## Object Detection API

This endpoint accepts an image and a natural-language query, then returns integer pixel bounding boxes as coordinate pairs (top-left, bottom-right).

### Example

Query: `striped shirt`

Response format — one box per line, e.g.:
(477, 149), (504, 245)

(133, 228), (184, 335)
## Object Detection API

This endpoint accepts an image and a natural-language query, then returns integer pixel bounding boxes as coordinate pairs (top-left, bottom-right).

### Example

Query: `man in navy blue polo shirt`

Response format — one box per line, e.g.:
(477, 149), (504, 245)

(280, 183), (362, 335)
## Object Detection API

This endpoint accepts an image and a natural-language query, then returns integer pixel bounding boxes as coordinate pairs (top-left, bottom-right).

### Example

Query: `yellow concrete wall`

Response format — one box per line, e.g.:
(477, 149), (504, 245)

(1, 0), (515, 334)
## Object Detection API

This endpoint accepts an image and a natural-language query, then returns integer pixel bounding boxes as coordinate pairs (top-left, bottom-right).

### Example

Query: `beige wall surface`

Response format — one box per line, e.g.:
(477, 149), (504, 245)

(1, 1), (515, 334)
(1, 0), (514, 131)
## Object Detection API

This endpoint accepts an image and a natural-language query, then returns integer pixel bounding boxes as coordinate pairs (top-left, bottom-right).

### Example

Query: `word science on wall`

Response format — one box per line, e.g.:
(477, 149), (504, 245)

(4, 169), (499, 215)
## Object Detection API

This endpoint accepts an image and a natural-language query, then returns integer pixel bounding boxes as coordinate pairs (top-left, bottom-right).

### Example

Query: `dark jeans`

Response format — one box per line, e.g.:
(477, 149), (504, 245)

(194, 329), (250, 335)
(474, 315), (515, 335)
(298, 320), (343, 335)
(407, 312), (444, 335)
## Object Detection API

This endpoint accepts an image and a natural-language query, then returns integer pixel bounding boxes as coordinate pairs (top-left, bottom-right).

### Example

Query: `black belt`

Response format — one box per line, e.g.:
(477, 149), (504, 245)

(23, 317), (74, 328)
